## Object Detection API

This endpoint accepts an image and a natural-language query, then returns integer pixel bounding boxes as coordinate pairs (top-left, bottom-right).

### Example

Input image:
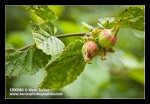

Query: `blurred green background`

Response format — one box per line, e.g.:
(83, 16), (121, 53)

(6, 5), (144, 98)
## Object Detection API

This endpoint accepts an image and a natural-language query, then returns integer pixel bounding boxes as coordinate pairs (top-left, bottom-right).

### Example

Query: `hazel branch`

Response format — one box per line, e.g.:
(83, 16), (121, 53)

(9, 32), (87, 51)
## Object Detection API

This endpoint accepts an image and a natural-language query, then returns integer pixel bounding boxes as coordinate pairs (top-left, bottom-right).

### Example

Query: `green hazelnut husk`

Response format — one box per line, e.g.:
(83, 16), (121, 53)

(82, 40), (99, 64)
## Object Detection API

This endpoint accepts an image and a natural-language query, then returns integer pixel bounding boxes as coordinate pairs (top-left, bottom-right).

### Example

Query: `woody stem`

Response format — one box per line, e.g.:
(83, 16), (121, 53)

(13, 32), (87, 51)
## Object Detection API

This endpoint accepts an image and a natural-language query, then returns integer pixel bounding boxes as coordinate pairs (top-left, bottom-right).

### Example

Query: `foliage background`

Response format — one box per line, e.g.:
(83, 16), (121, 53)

(6, 5), (144, 98)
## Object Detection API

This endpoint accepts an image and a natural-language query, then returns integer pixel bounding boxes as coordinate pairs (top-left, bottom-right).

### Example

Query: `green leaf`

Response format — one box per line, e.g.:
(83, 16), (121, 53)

(6, 45), (51, 77)
(82, 22), (94, 32)
(39, 40), (86, 90)
(115, 7), (144, 31)
(40, 21), (57, 35)
(21, 5), (58, 22)
(32, 24), (65, 56)
(98, 17), (115, 29)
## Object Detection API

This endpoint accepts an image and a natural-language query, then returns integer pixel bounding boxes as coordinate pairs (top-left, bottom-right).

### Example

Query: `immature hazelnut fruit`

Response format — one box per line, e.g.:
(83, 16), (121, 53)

(82, 40), (99, 64)
(98, 29), (117, 49)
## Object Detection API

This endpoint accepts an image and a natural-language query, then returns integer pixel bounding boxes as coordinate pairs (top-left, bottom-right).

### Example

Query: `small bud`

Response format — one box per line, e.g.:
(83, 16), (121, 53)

(91, 28), (102, 40)
(98, 29), (118, 49)
(101, 20), (109, 28)
(82, 40), (99, 64)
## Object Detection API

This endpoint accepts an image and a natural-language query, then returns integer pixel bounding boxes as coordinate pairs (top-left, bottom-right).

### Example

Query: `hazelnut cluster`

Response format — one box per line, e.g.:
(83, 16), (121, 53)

(82, 24), (120, 64)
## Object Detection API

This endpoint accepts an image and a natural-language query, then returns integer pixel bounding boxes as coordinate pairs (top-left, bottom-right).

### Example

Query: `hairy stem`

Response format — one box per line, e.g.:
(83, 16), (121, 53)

(13, 32), (87, 51)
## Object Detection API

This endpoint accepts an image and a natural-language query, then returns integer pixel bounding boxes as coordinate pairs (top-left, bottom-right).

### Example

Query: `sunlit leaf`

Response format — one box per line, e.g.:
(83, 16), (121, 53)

(39, 21), (57, 35)
(115, 7), (144, 31)
(32, 24), (65, 56)
(39, 40), (86, 90)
